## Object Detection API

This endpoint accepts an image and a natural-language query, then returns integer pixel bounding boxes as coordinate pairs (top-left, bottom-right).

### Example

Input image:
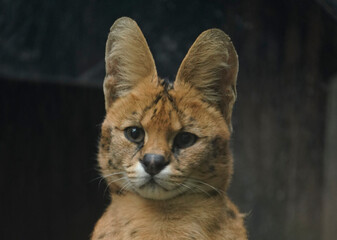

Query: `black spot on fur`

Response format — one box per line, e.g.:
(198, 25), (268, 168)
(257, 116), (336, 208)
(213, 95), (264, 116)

(124, 220), (132, 226)
(108, 159), (118, 170)
(211, 136), (223, 158)
(208, 189), (220, 197)
(100, 127), (112, 151)
(207, 218), (221, 232)
(130, 230), (138, 237)
(98, 233), (106, 239)
(189, 117), (195, 122)
(172, 146), (181, 162)
(175, 167), (185, 173)
(227, 208), (236, 219)
(115, 189), (125, 196)
(125, 163), (133, 168)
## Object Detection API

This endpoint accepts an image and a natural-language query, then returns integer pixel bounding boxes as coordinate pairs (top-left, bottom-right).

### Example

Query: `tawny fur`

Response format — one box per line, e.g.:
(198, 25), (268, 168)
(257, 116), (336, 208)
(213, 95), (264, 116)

(92, 17), (247, 240)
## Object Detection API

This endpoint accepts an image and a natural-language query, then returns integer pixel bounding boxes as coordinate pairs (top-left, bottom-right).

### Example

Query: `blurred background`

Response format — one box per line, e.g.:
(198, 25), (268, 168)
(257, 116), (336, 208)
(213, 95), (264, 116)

(1, 0), (337, 239)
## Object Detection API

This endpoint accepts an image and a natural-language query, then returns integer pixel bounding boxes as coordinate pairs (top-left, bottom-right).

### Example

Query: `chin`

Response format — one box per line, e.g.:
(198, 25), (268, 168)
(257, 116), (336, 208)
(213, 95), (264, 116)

(133, 182), (184, 200)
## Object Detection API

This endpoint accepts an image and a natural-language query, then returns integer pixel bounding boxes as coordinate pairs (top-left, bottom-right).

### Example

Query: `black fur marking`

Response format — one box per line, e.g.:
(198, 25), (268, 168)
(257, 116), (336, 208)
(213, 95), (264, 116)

(161, 85), (186, 119)
(108, 159), (118, 170)
(100, 128), (112, 151)
(151, 108), (158, 120)
(124, 220), (132, 226)
(154, 94), (162, 104)
(130, 230), (138, 237)
(125, 163), (133, 169)
(206, 218), (221, 233)
(172, 146), (181, 162)
(98, 233), (106, 239)
(132, 111), (137, 115)
(132, 142), (144, 158)
(205, 174), (217, 180)
(115, 189), (125, 196)
(209, 165), (215, 172)
(142, 93), (163, 116)
(174, 167), (185, 173)
(208, 189), (220, 197)
(160, 78), (174, 91)
(227, 208), (237, 219)
(211, 136), (223, 158)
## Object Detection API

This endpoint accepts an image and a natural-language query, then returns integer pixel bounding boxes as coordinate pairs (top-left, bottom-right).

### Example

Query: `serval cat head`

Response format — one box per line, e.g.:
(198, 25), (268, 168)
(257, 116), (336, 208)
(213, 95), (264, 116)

(98, 17), (238, 200)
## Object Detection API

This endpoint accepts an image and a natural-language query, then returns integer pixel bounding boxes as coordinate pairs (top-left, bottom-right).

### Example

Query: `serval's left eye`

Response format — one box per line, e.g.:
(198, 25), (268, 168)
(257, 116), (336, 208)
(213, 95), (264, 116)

(124, 127), (145, 143)
(173, 132), (198, 149)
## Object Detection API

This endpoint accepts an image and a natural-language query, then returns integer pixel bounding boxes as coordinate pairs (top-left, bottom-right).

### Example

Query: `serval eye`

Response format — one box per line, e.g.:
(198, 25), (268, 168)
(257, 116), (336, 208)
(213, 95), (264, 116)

(125, 127), (145, 143)
(174, 132), (197, 149)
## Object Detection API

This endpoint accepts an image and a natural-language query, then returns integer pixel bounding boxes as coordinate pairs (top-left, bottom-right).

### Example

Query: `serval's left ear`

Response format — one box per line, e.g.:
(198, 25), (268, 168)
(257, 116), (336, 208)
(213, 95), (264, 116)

(175, 29), (238, 131)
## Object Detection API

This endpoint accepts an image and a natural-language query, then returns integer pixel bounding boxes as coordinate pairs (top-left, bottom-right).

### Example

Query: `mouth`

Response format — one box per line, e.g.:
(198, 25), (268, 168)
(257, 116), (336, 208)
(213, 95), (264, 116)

(139, 177), (169, 191)
(132, 176), (185, 200)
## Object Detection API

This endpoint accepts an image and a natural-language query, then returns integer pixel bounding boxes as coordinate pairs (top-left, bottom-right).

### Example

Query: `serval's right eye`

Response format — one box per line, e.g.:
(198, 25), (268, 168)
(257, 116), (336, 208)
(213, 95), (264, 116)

(124, 127), (145, 143)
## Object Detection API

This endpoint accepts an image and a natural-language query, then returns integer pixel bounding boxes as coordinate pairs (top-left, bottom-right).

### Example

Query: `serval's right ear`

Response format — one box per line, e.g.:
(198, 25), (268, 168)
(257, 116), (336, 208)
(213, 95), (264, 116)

(104, 17), (157, 111)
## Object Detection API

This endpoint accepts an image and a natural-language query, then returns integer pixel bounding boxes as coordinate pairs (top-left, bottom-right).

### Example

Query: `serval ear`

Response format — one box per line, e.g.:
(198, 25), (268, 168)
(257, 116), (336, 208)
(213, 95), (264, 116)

(175, 29), (238, 131)
(104, 17), (157, 110)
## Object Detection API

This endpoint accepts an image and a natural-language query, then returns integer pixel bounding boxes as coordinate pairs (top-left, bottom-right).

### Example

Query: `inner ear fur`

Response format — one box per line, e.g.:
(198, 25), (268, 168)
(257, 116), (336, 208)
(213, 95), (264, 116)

(104, 17), (157, 110)
(175, 29), (238, 131)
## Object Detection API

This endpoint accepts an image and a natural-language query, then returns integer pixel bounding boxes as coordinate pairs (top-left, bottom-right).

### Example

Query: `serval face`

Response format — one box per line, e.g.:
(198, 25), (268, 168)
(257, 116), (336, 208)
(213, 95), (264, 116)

(98, 17), (238, 200)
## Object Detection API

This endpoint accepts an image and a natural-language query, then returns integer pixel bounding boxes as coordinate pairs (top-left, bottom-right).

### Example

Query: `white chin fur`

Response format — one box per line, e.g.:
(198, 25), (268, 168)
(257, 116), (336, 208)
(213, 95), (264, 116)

(129, 162), (187, 200)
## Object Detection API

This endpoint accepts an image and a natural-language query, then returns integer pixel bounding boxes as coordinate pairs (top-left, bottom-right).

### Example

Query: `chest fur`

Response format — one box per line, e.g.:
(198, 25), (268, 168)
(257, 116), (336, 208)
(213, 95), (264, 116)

(92, 194), (246, 240)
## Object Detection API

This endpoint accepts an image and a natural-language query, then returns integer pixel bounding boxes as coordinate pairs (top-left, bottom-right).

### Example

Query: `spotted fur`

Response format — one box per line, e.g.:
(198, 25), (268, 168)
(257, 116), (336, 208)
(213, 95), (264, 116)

(91, 17), (247, 240)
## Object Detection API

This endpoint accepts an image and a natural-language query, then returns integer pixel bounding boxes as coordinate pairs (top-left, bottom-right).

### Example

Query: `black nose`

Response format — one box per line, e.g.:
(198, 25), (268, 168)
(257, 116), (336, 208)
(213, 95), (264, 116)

(141, 154), (168, 176)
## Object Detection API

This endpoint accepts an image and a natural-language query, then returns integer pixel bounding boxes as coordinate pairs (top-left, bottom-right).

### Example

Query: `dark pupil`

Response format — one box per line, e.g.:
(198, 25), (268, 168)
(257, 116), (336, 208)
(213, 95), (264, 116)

(175, 132), (197, 149)
(130, 128), (140, 139)
(180, 133), (191, 144)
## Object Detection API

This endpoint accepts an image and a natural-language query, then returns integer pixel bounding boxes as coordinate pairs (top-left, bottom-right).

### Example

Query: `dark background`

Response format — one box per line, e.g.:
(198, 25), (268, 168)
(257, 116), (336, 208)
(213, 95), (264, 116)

(1, 0), (337, 239)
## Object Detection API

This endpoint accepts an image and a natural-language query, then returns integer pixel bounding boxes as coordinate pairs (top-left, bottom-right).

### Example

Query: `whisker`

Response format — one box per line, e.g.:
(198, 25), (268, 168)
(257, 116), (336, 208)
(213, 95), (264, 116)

(90, 175), (104, 183)
(118, 181), (132, 194)
(187, 181), (211, 197)
(102, 172), (125, 178)
(91, 171), (125, 183)
(104, 176), (128, 195)
(127, 176), (148, 180)
(188, 178), (224, 195)
(179, 182), (195, 193)
(97, 172), (125, 188)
